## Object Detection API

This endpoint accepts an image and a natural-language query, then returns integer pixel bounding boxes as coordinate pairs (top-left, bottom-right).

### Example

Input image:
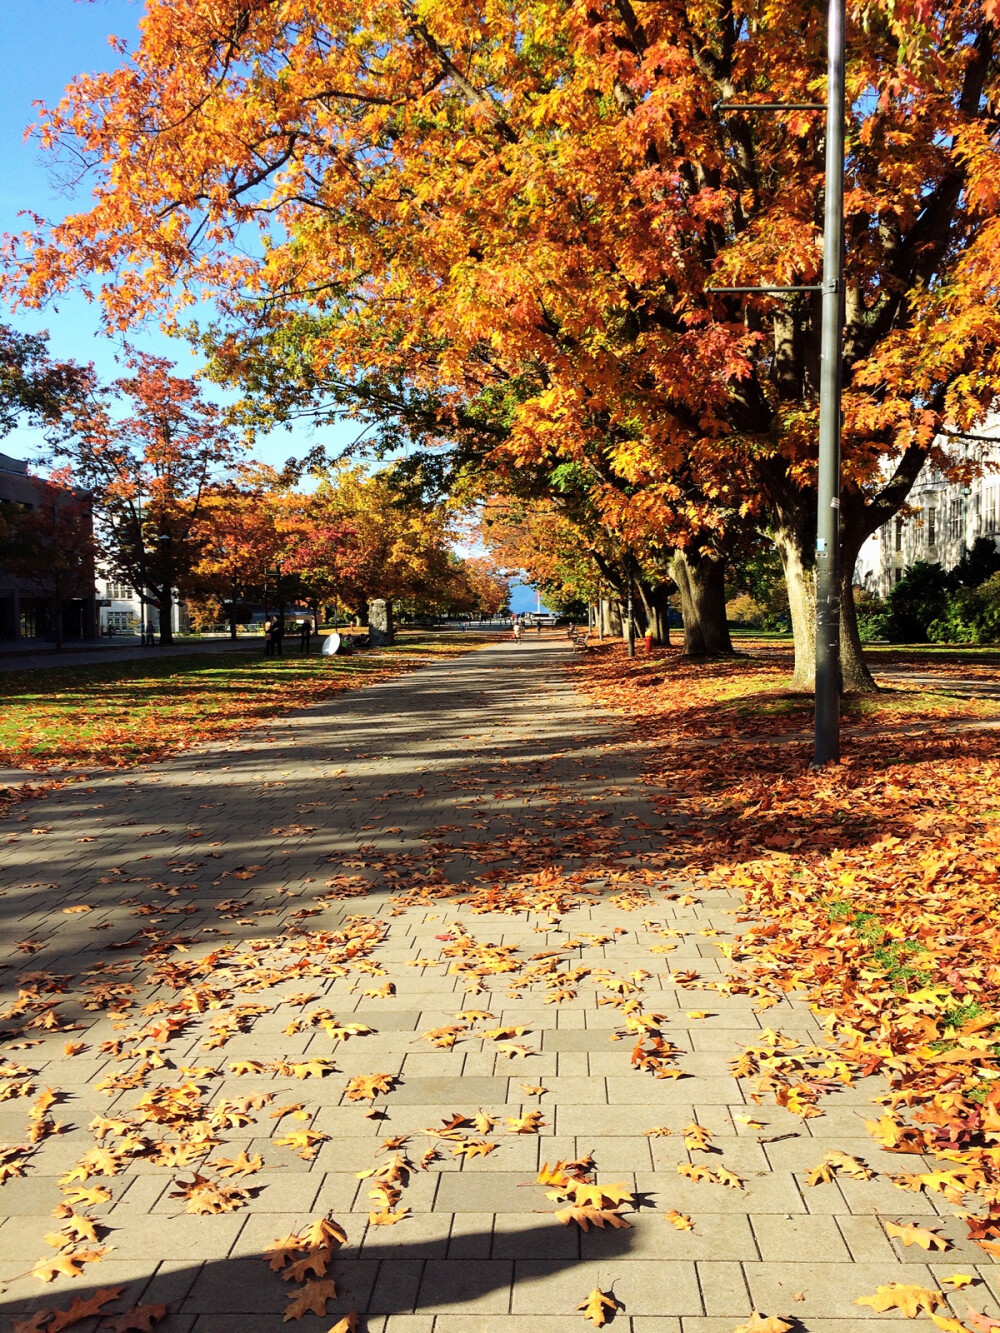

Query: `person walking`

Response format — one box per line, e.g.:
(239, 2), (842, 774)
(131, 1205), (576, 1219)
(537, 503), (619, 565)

(299, 618), (312, 654)
(273, 614), (285, 656)
(263, 615), (275, 657)
(512, 618), (523, 645)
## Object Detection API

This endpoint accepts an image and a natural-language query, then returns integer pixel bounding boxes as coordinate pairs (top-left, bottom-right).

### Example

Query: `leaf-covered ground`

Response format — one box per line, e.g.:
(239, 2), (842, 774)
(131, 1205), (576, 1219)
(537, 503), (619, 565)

(3, 635), (1000, 1332)
(0, 634), (489, 771)
(576, 643), (1000, 1276)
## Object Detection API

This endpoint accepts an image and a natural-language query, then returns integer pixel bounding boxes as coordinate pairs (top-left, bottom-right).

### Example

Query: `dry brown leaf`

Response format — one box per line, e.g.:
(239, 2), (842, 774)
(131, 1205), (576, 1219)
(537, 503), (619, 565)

(855, 1284), (943, 1316)
(103, 1304), (168, 1333)
(577, 1286), (621, 1327)
(45, 1287), (124, 1333)
(555, 1205), (633, 1231)
(885, 1220), (950, 1251)
(732, 1315), (794, 1333)
(282, 1278), (339, 1321)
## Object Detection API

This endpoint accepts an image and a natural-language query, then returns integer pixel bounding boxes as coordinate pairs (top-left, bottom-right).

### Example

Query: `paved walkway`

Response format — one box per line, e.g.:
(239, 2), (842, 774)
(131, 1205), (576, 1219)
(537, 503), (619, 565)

(0, 638), (995, 1331)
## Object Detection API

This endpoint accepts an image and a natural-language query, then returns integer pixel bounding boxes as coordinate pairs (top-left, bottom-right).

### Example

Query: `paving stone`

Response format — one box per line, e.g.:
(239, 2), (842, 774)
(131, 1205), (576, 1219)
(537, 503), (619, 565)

(750, 1212), (852, 1262)
(415, 1258), (514, 1312)
(696, 1260), (751, 1316)
(511, 1259), (702, 1316)
(743, 1260), (937, 1320)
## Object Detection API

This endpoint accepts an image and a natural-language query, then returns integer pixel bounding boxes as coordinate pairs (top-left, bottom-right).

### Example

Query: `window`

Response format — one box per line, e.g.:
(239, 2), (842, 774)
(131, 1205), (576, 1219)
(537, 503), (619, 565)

(927, 508), (936, 546)
(894, 518), (904, 552)
(949, 498), (962, 541)
(894, 568), (903, 585)
(106, 581), (133, 601)
(986, 487), (998, 536)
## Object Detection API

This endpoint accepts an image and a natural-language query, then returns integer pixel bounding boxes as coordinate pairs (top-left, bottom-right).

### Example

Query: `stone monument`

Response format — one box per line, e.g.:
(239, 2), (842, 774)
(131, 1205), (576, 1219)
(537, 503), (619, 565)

(368, 599), (394, 647)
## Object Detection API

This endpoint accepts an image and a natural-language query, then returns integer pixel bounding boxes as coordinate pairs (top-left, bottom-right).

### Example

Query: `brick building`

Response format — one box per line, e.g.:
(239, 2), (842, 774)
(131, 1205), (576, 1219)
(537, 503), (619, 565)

(0, 451), (97, 642)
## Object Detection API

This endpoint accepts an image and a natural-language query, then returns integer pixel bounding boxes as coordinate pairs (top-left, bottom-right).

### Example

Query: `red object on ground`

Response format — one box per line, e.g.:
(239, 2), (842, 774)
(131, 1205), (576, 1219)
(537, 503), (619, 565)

(643, 633), (653, 654)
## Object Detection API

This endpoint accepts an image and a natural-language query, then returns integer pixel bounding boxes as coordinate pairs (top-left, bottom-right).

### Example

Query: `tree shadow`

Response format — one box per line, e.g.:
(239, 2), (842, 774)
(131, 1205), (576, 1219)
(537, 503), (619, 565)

(0, 1220), (636, 1330)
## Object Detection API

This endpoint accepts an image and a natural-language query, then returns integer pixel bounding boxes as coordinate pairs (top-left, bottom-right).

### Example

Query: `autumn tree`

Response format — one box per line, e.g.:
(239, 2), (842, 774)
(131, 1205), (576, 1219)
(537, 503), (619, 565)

(306, 466), (460, 623)
(456, 557), (510, 618)
(55, 354), (238, 644)
(8, 1), (1000, 688)
(188, 469), (285, 637)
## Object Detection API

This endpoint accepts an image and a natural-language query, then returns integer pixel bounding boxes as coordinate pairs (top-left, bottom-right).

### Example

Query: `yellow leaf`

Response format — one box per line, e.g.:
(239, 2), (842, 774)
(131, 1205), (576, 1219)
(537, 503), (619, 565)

(885, 1220), (950, 1251)
(368, 1207), (410, 1226)
(855, 1284), (943, 1316)
(664, 1210), (694, 1230)
(577, 1286), (620, 1327)
(941, 1275), (976, 1288)
(683, 1122), (713, 1152)
(733, 1316), (794, 1333)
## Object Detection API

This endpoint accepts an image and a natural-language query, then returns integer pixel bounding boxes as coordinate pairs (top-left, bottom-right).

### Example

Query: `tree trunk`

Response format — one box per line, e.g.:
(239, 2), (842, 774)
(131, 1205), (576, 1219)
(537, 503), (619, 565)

(604, 600), (623, 637)
(636, 580), (671, 645)
(158, 590), (174, 646)
(671, 549), (733, 656)
(773, 522), (876, 693)
(839, 531), (877, 693)
(54, 597), (64, 652)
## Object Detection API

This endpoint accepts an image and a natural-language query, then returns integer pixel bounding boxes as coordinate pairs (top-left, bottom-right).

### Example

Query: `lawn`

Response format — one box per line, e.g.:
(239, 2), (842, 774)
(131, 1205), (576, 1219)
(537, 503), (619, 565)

(597, 636), (1000, 740)
(0, 632), (488, 771)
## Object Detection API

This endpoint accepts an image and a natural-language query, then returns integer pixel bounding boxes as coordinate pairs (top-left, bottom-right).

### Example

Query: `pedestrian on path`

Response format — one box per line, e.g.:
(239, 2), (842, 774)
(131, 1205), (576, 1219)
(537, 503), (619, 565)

(299, 618), (312, 654)
(263, 616), (277, 657)
(513, 618), (523, 644)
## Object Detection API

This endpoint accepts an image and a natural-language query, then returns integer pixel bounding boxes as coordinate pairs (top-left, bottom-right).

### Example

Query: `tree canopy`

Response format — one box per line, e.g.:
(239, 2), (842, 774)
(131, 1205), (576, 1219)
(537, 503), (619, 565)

(5, 0), (1000, 684)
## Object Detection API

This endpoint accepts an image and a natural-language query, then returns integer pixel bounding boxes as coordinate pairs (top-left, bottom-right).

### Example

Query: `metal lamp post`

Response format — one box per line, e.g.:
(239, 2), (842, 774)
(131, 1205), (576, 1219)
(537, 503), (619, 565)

(712, 0), (847, 766)
(812, 0), (848, 766)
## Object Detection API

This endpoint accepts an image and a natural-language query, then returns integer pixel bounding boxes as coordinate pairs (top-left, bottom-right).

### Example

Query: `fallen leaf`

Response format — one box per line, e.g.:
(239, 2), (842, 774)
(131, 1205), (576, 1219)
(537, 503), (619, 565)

(103, 1304), (168, 1333)
(733, 1316), (794, 1333)
(282, 1278), (339, 1321)
(46, 1287), (124, 1333)
(885, 1220), (950, 1251)
(855, 1284), (943, 1316)
(577, 1286), (621, 1326)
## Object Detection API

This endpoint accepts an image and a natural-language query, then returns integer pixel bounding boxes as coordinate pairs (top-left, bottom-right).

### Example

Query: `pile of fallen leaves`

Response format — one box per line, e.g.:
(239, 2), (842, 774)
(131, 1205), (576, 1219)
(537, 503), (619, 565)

(0, 634), (487, 771)
(579, 642), (1000, 1245)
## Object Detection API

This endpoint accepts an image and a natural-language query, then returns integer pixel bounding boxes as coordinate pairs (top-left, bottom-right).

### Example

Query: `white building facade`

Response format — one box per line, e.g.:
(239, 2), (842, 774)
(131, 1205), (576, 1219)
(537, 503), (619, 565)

(855, 429), (1000, 595)
(95, 572), (186, 637)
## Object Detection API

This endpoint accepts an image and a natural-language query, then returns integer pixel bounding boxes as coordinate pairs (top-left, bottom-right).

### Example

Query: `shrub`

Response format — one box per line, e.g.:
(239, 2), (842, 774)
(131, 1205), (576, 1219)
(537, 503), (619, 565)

(927, 571), (1000, 644)
(853, 587), (890, 642)
(883, 561), (952, 642)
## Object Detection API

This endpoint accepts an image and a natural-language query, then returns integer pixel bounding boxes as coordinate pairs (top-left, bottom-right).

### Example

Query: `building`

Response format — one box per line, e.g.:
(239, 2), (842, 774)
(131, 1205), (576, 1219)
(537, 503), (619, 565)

(0, 452), (97, 642)
(855, 427), (1000, 595)
(95, 572), (187, 638)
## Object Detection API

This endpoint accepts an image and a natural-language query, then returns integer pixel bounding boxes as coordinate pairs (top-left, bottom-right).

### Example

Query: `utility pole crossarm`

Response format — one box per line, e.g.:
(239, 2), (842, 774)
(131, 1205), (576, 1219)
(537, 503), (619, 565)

(715, 102), (827, 112)
(707, 285), (823, 294)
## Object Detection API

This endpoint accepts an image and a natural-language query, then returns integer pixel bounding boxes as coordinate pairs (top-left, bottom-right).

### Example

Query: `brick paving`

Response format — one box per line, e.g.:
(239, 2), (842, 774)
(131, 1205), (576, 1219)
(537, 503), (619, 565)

(0, 636), (996, 1330)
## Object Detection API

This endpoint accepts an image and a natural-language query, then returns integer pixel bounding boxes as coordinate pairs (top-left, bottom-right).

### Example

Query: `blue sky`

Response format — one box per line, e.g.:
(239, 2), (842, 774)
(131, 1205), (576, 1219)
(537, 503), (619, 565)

(0, 0), (357, 470)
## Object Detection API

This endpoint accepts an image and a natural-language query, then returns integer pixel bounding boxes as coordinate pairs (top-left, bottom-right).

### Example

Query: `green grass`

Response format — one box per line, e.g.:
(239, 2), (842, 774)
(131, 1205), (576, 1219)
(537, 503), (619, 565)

(0, 632), (488, 770)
